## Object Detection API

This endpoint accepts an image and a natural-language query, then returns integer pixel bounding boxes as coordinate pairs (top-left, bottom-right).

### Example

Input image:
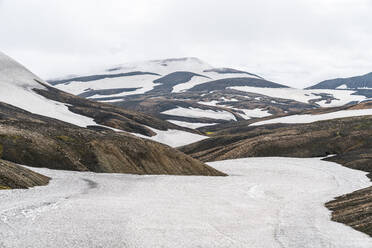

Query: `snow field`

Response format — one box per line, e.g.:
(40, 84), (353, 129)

(235, 108), (271, 120)
(132, 126), (208, 147)
(0, 157), (371, 247)
(167, 120), (218, 129)
(162, 107), (237, 121)
(57, 74), (160, 97)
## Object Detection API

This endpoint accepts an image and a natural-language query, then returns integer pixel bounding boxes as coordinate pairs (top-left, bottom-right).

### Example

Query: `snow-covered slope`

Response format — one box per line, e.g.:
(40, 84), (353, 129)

(51, 57), (370, 108)
(162, 107), (237, 121)
(48, 57), (372, 134)
(50, 57), (370, 122)
(0, 52), (207, 147)
(1, 157), (370, 247)
(47, 57), (303, 129)
(134, 127), (207, 147)
(0, 52), (98, 127)
(50, 57), (265, 97)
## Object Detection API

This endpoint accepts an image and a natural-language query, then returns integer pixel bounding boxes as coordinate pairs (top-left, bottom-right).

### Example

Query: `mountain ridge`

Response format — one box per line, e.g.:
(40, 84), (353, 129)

(307, 72), (372, 90)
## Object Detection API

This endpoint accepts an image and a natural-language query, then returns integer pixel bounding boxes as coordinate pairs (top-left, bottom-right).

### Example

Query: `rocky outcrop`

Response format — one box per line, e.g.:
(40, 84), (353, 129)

(0, 160), (50, 189)
(326, 186), (372, 236)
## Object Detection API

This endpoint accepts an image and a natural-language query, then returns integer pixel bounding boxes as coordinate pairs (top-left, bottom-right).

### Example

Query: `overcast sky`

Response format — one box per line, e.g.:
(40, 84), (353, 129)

(0, 0), (371, 88)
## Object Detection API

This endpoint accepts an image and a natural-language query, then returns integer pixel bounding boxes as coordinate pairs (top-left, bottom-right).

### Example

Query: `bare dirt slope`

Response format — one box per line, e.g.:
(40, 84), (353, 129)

(0, 160), (50, 189)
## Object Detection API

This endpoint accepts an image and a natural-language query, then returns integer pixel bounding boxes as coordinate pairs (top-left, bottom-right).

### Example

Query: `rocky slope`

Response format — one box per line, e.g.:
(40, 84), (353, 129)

(181, 115), (372, 165)
(0, 160), (50, 189)
(326, 185), (372, 236)
(0, 101), (224, 176)
(181, 103), (372, 165)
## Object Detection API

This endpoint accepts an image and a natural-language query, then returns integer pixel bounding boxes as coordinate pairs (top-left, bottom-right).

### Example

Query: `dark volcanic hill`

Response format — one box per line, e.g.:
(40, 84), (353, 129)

(307, 72), (372, 98)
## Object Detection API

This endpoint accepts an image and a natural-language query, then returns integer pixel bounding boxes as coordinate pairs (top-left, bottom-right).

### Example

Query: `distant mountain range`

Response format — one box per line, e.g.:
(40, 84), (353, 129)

(49, 57), (371, 130)
(308, 72), (372, 90)
(49, 57), (281, 96)
(307, 72), (372, 98)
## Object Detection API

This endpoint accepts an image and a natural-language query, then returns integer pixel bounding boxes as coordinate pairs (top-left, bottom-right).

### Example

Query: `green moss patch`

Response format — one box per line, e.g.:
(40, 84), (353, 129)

(0, 185), (11, 190)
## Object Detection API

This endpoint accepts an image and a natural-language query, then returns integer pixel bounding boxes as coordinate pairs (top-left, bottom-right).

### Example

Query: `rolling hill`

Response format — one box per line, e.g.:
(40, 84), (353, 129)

(0, 51), (225, 179)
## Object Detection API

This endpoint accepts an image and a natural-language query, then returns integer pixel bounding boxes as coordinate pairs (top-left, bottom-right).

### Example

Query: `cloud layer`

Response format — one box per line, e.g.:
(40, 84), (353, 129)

(0, 0), (371, 87)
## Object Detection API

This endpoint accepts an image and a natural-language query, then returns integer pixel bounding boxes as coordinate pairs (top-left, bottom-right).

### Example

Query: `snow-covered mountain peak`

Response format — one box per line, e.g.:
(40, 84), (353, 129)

(50, 56), (266, 98)
(103, 57), (213, 76)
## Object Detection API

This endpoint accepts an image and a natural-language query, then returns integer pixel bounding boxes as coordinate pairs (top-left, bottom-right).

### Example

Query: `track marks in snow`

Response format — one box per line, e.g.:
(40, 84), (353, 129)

(0, 177), (99, 229)
(0, 158), (371, 247)
(81, 178), (99, 195)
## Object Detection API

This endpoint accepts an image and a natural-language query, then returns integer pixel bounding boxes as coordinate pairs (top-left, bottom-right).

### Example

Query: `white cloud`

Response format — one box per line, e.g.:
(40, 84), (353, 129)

(0, 0), (371, 88)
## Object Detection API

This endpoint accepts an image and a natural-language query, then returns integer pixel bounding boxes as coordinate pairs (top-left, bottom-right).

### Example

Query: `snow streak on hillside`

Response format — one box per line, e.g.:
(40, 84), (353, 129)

(162, 107), (237, 121)
(251, 108), (372, 126)
(134, 127), (207, 147)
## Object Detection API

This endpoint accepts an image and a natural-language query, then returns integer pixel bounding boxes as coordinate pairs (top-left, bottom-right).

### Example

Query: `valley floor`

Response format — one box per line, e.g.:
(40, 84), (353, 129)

(0, 158), (371, 248)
